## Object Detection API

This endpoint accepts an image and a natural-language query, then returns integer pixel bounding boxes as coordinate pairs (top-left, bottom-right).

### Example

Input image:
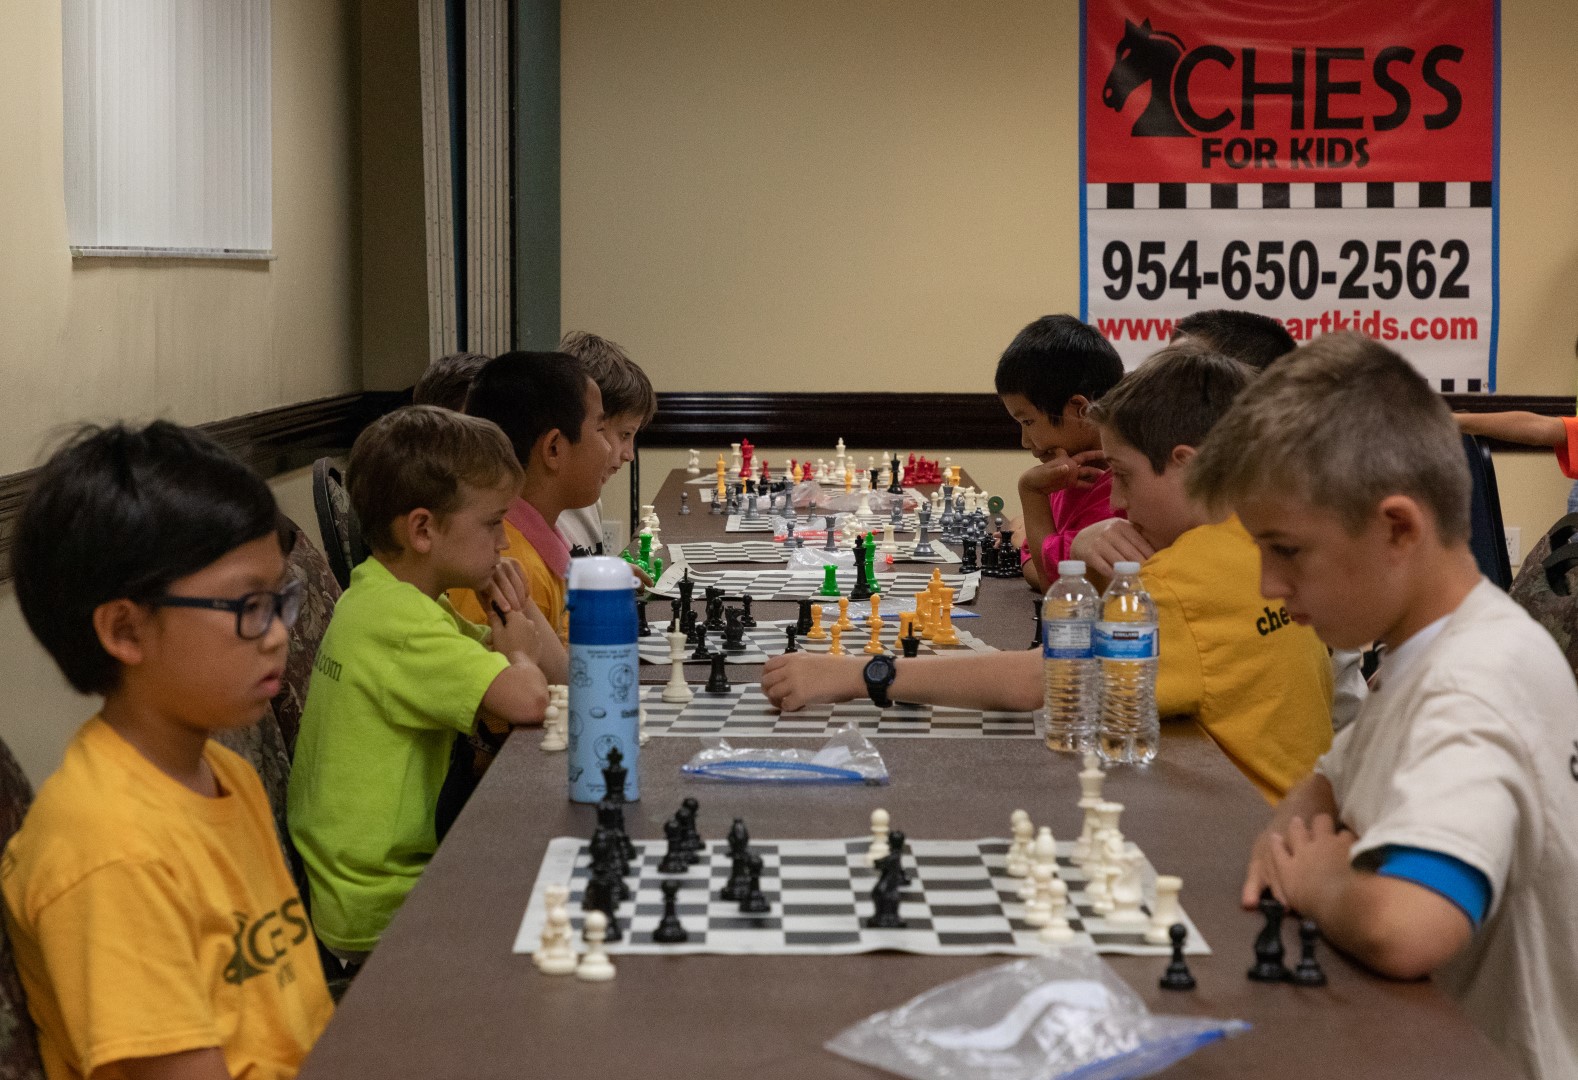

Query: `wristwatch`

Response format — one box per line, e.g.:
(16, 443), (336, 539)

(863, 655), (898, 708)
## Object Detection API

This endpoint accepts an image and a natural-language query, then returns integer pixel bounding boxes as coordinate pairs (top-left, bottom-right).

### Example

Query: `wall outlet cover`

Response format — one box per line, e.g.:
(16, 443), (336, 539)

(1506, 526), (1521, 567)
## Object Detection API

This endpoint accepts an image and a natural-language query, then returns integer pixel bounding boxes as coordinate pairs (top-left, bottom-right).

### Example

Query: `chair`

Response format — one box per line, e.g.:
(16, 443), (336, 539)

(1461, 434), (1513, 590)
(0, 740), (45, 1080)
(272, 514), (342, 756)
(1508, 512), (1578, 680)
(312, 457), (368, 591)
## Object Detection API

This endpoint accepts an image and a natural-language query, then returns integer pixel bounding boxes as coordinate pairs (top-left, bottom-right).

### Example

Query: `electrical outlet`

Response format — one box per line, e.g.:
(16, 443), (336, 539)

(1505, 526), (1521, 567)
(602, 519), (626, 554)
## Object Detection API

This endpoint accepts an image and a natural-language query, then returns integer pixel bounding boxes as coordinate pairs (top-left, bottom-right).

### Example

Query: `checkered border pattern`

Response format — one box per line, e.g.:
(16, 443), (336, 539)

(1087, 181), (1493, 210)
(638, 683), (1032, 738)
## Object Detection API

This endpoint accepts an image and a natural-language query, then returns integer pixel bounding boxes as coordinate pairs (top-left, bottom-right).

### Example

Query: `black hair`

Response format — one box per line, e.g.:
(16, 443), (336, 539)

(993, 315), (1124, 422)
(11, 421), (281, 695)
(1171, 309), (1296, 371)
(464, 351), (593, 464)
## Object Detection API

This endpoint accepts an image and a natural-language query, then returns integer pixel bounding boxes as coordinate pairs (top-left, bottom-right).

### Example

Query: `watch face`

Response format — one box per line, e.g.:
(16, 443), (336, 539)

(866, 656), (896, 683)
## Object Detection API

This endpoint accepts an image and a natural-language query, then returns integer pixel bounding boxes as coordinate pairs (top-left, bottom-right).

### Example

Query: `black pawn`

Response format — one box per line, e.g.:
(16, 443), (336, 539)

(740, 595), (757, 627)
(1291, 918), (1327, 987)
(795, 597), (814, 634)
(1247, 887), (1292, 982)
(705, 652), (732, 694)
(900, 633), (921, 659)
(668, 599), (682, 634)
(678, 797), (703, 858)
(738, 853), (770, 914)
(637, 599), (651, 637)
(658, 816), (689, 874)
(689, 625), (712, 662)
(652, 879), (689, 944)
(783, 626), (800, 653)
(720, 848), (750, 902)
(1159, 923), (1197, 990)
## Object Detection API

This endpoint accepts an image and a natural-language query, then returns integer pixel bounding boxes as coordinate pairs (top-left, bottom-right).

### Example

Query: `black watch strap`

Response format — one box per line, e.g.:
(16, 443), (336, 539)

(863, 656), (897, 708)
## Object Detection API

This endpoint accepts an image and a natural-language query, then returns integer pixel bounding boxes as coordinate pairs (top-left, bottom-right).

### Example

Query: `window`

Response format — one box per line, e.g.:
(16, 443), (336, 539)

(62, 0), (272, 259)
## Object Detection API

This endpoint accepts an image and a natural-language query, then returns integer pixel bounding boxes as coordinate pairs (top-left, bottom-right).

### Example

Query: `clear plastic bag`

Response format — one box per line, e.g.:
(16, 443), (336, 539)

(680, 725), (889, 784)
(826, 952), (1247, 1080)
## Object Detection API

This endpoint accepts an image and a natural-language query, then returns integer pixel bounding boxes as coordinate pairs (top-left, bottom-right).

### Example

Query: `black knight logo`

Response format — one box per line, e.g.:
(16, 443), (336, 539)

(1102, 18), (1190, 137)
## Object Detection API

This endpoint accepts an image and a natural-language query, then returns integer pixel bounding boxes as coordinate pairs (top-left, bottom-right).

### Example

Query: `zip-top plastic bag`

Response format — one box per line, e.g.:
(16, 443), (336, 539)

(826, 952), (1247, 1080)
(680, 725), (889, 784)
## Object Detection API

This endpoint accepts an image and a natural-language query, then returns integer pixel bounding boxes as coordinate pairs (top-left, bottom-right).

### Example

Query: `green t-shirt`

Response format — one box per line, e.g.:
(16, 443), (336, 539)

(286, 558), (510, 952)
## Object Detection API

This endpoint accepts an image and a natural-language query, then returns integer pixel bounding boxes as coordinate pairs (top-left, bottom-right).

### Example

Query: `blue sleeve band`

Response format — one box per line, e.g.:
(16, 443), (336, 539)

(1375, 846), (1492, 928)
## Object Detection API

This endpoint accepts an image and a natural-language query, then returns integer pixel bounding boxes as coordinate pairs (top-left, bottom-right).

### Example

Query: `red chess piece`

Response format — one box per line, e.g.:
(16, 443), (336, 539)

(760, 460), (771, 483)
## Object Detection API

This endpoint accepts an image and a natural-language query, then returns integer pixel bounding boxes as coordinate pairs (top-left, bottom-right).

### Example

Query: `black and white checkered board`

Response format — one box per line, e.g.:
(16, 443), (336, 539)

(650, 566), (980, 604)
(639, 683), (1032, 738)
(671, 540), (959, 566)
(635, 620), (995, 666)
(726, 513), (925, 534)
(512, 836), (1209, 957)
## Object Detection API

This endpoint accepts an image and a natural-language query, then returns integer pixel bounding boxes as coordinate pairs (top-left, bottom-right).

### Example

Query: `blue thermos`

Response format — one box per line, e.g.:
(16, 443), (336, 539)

(565, 556), (640, 803)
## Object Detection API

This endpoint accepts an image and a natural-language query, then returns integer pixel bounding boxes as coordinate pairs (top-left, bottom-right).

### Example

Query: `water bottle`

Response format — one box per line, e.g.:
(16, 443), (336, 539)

(566, 557), (641, 803)
(1094, 561), (1159, 765)
(1041, 560), (1099, 753)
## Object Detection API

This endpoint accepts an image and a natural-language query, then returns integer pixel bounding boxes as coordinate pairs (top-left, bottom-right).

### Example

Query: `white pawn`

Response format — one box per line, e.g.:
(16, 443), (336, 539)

(661, 632), (693, 704)
(1023, 862), (1054, 927)
(1005, 810), (1033, 878)
(866, 809), (891, 867)
(879, 523), (899, 555)
(536, 899), (577, 975)
(1146, 875), (1184, 945)
(532, 884), (570, 967)
(1038, 877), (1075, 944)
(575, 910), (616, 982)
(1031, 825), (1057, 872)
(540, 684), (568, 752)
(1108, 843), (1149, 927)
(686, 449), (701, 475)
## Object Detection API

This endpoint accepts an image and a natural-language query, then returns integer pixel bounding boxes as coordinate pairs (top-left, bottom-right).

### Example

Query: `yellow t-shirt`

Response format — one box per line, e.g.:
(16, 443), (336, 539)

(450, 519), (569, 645)
(1144, 515), (1334, 802)
(1, 718), (333, 1080)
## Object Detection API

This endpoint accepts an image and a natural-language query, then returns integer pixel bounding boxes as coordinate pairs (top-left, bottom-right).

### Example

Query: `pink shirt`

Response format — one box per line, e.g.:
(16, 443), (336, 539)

(1033, 470), (1125, 571)
(506, 498), (570, 578)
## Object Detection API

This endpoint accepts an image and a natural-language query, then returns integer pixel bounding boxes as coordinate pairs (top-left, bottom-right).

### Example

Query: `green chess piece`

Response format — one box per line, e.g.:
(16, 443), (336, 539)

(651, 556), (664, 580)
(865, 532), (880, 594)
(638, 532), (654, 572)
(819, 563), (841, 597)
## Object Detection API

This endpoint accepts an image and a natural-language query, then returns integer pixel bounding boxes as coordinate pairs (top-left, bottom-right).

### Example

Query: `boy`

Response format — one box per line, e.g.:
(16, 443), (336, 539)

(451, 351), (613, 649)
(995, 315), (1126, 592)
(764, 346), (1334, 801)
(412, 351), (491, 412)
(4, 421), (333, 1080)
(288, 407), (550, 962)
(1189, 333), (1578, 1080)
(556, 331), (659, 556)
(1170, 308), (1296, 371)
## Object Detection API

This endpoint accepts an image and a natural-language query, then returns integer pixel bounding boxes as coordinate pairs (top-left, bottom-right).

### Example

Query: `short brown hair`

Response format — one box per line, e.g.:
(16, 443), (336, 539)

(558, 331), (656, 426)
(348, 405), (523, 553)
(413, 352), (491, 411)
(1086, 344), (1254, 472)
(1187, 332), (1470, 541)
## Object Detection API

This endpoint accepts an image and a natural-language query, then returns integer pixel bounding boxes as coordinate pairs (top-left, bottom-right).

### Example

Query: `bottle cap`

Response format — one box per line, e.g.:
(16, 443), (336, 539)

(1112, 561), (1142, 575)
(1057, 560), (1087, 577)
(568, 555), (639, 591)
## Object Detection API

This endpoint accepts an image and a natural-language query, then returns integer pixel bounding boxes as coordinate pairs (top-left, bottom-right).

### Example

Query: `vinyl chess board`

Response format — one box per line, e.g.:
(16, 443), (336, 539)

(638, 683), (1033, 738)
(725, 513), (925, 535)
(513, 836), (1209, 957)
(635, 621), (996, 666)
(671, 540), (959, 567)
(650, 566), (980, 604)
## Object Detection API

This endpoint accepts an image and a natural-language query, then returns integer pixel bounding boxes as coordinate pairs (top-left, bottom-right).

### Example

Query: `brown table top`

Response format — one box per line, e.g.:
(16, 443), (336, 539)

(298, 470), (1512, 1080)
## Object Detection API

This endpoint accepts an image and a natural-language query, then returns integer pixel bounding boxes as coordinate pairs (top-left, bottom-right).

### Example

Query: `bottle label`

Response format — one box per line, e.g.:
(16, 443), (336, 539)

(567, 641), (641, 803)
(1093, 622), (1159, 660)
(1043, 620), (1093, 660)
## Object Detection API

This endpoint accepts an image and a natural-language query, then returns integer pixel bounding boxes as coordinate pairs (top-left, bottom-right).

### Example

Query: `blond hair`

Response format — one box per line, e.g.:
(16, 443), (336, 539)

(558, 331), (657, 425)
(1187, 332), (1470, 541)
(349, 405), (523, 553)
(1086, 344), (1254, 472)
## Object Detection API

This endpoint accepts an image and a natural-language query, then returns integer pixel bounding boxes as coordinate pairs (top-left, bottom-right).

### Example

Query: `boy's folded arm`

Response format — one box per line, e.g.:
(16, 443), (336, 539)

(96, 1047), (233, 1080)
(888, 651), (1044, 712)
(479, 660), (549, 727)
(1311, 869), (1474, 981)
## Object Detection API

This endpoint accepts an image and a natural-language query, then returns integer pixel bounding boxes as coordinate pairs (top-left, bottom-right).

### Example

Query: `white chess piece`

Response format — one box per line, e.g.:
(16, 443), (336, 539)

(1107, 843), (1148, 926)
(879, 523), (899, 555)
(575, 911), (616, 982)
(686, 449), (701, 475)
(536, 899), (577, 975)
(1146, 875), (1184, 945)
(532, 885), (571, 967)
(1024, 862), (1053, 927)
(1038, 877), (1075, 944)
(639, 704), (650, 746)
(661, 632), (693, 704)
(729, 444), (742, 481)
(1020, 825), (1056, 902)
(866, 809), (891, 867)
(540, 684), (568, 752)
(1005, 810), (1032, 877)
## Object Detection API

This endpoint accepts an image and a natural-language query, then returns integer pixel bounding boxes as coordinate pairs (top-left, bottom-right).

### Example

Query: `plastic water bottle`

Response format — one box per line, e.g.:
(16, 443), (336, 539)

(566, 557), (641, 803)
(1041, 560), (1099, 753)
(1094, 561), (1159, 765)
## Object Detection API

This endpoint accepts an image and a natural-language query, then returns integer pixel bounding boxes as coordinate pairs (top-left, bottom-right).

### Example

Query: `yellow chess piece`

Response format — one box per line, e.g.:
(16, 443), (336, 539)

(829, 624), (846, 656)
(913, 593), (932, 640)
(806, 602), (827, 640)
(844, 468), (854, 494)
(928, 568), (944, 591)
(793, 462), (803, 483)
(869, 594), (883, 628)
(715, 475), (726, 502)
(835, 597), (856, 632)
(933, 587), (960, 645)
(863, 617), (886, 655)
(898, 612), (915, 640)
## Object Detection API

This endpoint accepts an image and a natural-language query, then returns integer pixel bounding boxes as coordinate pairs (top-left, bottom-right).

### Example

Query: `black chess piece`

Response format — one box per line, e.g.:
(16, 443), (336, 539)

(740, 594), (757, 627)
(726, 817), (750, 857)
(678, 568), (694, 608)
(888, 455), (904, 495)
(783, 626), (800, 653)
(1031, 599), (1044, 649)
(866, 831), (909, 928)
(675, 799), (702, 864)
(1159, 923), (1197, 990)
(723, 608), (747, 652)
(637, 599), (651, 637)
(652, 879), (689, 944)
(704, 590), (726, 632)
(795, 597), (814, 634)
(667, 598), (682, 634)
(705, 652), (732, 694)
(959, 537), (978, 574)
(1291, 918), (1327, 987)
(900, 633), (921, 659)
(601, 746), (628, 804)
(1247, 887), (1292, 982)
(658, 816), (689, 874)
(596, 800), (638, 867)
(849, 534), (873, 603)
(738, 853), (770, 914)
(683, 603), (701, 645)
(689, 625), (712, 662)
(720, 848), (750, 902)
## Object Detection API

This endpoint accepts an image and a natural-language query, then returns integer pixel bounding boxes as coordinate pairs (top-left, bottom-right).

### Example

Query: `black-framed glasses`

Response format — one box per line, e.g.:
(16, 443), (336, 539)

(148, 578), (305, 640)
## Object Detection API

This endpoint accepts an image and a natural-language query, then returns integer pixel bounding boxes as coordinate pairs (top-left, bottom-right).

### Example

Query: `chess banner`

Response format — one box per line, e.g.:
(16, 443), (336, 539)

(1081, 0), (1499, 390)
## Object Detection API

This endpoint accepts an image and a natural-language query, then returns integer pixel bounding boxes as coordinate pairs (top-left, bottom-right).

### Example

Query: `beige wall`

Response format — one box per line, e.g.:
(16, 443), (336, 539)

(0, 0), (362, 475)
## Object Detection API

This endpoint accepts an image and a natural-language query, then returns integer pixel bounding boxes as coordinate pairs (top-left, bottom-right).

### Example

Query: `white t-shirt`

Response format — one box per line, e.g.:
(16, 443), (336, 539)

(557, 500), (604, 554)
(1329, 648), (1369, 732)
(1317, 579), (1578, 1080)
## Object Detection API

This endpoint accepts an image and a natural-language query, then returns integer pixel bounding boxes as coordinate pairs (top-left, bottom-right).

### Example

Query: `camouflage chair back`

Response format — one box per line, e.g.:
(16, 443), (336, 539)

(212, 704), (295, 868)
(1508, 512), (1578, 680)
(0, 739), (44, 1080)
(272, 515), (342, 755)
(312, 457), (367, 591)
